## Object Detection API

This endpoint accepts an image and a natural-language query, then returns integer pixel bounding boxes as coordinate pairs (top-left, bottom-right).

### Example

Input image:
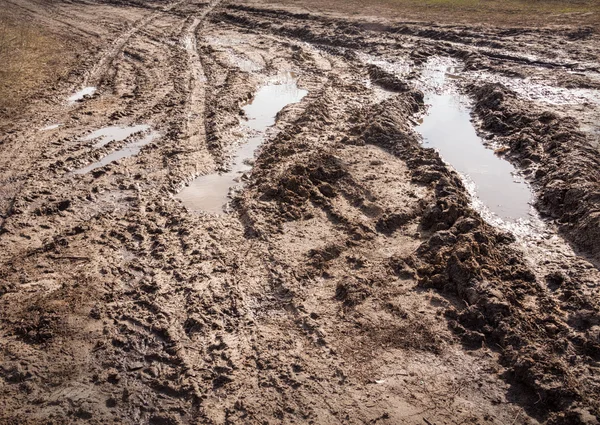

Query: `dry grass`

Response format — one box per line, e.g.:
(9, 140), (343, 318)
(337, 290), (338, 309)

(0, 13), (70, 115)
(266, 0), (600, 27)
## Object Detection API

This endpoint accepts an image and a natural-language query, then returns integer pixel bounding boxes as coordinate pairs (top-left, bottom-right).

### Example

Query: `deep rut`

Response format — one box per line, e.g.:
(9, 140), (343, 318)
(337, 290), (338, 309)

(1, 1), (600, 425)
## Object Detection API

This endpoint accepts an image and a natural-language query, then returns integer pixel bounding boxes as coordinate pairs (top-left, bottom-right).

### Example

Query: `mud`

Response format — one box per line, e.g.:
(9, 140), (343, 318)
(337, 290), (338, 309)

(176, 73), (307, 213)
(1, 0), (600, 424)
(415, 67), (533, 223)
(68, 86), (97, 103)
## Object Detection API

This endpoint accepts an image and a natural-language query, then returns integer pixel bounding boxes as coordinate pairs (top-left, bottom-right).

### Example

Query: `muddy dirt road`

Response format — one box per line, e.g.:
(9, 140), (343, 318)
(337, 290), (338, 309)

(1, 0), (600, 424)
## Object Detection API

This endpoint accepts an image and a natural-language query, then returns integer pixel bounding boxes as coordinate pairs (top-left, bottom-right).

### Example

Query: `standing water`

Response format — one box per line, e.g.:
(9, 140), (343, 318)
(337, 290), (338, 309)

(83, 125), (150, 148)
(68, 86), (96, 103)
(176, 73), (307, 213)
(73, 125), (159, 175)
(40, 123), (62, 131)
(416, 59), (533, 224)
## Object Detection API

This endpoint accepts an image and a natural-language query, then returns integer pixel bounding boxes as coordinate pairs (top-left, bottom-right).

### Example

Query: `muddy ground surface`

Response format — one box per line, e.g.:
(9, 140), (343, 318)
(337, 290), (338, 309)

(1, 1), (600, 424)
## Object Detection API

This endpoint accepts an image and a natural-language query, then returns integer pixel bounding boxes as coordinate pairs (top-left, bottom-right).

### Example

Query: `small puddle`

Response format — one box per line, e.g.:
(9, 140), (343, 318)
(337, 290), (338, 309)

(83, 125), (150, 148)
(73, 127), (159, 175)
(416, 58), (534, 224)
(417, 94), (532, 221)
(182, 34), (195, 51)
(40, 123), (62, 131)
(68, 86), (96, 103)
(176, 73), (308, 213)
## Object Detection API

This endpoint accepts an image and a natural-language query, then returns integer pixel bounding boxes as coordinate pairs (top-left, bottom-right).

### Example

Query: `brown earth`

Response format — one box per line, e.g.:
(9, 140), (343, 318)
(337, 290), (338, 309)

(1, 1), (600, 424)
(260, 0), (600, 28)
(0, 2), (78, 116)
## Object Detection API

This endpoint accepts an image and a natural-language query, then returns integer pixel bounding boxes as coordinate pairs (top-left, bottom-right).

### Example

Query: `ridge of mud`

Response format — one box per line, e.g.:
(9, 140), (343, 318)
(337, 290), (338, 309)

(2, 1), (600, 423)
(199, 45), (255, 169)
(224, 4), (597, 44)
(352, 99), (600, 423)
(470, 83), (600, 264)
(217, 4), (600, 73)
(234, 66), (600, 422)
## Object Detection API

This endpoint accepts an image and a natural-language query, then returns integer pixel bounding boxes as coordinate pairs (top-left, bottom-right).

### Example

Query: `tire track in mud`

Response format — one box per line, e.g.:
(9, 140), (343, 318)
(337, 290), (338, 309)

(217, 4), (600, 81)
(177, 0), (222, 180)
(0, 1), (185, 241)
(0, 2), (198, 270)
(2, 2), (600, 424)
(205, 8), (600, 423)
(82, 0), (185, 89)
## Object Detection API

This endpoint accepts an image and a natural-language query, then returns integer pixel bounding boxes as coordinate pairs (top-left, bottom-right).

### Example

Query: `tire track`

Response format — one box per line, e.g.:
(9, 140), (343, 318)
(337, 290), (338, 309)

(169, 0), (222, 182)
(82, 0), (185, 88)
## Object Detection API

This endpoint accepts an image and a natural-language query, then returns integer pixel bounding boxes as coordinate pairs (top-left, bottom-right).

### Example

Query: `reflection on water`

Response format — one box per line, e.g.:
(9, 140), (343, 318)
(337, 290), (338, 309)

(176, 73), (307, 214)
(68, 86), (96, 103)
(73, 130), (159, 175)
(83, 125), (150, 148)
(417, 93), (532, 221)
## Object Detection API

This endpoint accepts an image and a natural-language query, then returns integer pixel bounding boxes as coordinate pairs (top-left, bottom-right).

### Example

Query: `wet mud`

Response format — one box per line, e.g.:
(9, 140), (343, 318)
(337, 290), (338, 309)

(176, 73), (307, 213)
(415, 64), (533, 223)
(1, 1), (600, 424)
(469, 83), (600, 264)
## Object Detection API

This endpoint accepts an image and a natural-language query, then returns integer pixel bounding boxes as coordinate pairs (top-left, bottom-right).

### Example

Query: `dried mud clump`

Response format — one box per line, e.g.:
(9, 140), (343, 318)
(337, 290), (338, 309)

(334, 277), (372, 307)
(470, 83), (600, 262)
(254, 152), (350, 221)
(366, 314), (445, 355)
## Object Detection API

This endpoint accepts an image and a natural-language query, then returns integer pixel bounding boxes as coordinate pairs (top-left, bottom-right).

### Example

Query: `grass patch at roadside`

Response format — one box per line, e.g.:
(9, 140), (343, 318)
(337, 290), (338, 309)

(0, 13), (71, 116)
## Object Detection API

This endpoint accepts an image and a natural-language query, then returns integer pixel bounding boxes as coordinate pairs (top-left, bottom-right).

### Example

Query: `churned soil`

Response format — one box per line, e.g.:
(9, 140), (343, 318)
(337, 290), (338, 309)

(1, 1), (599, 424)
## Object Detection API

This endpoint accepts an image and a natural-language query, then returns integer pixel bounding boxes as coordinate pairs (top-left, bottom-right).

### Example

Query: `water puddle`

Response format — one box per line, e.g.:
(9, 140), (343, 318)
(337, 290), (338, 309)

(416, 58), (535, 226)
(82, 125), (150, 148)
(68, 86), (96, 103)
(176, 73), (308, 213)
(40, 123), (61, 131)
(417, 93), (532, 222)
(181, 34), (195, 52)
(73, 128), (159, 175)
